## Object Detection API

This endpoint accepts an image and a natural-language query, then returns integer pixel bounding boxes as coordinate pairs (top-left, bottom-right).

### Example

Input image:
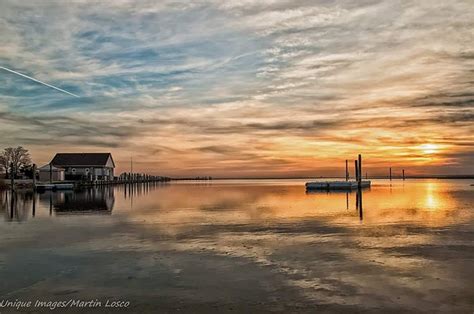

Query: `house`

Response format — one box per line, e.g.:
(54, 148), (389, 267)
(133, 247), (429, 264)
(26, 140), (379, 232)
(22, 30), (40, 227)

(38, 164), (65, 182)
(50, 153), (115, 181)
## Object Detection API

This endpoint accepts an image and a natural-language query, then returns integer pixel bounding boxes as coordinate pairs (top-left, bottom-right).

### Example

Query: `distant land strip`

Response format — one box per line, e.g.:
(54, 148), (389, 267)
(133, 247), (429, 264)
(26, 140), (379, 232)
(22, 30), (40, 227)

(171, 175), (474, 180)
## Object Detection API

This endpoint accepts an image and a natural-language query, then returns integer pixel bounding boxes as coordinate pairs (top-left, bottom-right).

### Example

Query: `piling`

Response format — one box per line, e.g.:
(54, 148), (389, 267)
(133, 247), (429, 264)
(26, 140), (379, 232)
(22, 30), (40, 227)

(389, 167), (392, 181)
(354, 160), (359, 181)
(10, 162), (15, 191)
(32, 164), (37, 190)
(358, 154), (362, 188)
(345, 160), (349, 181)
(403, 169), (405, 180)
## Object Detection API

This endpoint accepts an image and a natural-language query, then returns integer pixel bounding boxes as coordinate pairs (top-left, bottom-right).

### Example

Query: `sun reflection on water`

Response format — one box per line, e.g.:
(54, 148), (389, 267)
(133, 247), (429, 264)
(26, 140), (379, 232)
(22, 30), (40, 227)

(425, 182), (438, 210)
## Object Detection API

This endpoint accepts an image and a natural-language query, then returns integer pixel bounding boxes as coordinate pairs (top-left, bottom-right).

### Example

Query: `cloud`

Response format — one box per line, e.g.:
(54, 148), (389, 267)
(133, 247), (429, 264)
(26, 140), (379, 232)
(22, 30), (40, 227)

(0, 0), (473, 176)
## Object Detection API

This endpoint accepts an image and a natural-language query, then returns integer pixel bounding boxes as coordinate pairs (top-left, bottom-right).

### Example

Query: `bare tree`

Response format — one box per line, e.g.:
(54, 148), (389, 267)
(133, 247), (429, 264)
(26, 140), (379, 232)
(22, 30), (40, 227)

(0, 147), (32, 179)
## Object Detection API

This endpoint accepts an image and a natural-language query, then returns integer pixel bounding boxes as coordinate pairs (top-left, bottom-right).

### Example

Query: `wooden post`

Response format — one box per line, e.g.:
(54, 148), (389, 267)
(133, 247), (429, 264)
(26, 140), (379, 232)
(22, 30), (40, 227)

(402, 169), (405, 180)
(10, 162), (15, 191)
(389, 167), (392, 181)
(365, 172), (368, 179)
(354, 160), (358, 181)
(345, 160), (349, 181)
(358, 154), (362, 188)
(32, 164), (37, 190)
(358, 155), (362, 182)
(49, 163), (53, 183)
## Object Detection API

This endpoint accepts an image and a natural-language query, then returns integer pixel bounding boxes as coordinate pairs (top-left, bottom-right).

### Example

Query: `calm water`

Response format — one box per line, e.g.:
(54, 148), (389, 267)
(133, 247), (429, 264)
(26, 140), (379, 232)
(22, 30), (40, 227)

(0, 179), (473, 313)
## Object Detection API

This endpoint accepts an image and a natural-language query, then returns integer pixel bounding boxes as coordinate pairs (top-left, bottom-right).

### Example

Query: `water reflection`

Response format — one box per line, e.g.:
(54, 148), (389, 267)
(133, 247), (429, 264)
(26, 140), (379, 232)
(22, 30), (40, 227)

(0, 187), (116, 220)
(0, 180), (472, 226)
(47, 188), (115, 215)
(0, 182), (172, 221)
(1, 179), (472, 312)
(0, 190), (36, 222)
(306, 189), (365, 221)
(357, 188), (363, 221)
(425, 182), (439, 210)
(116, 180), (473, 229)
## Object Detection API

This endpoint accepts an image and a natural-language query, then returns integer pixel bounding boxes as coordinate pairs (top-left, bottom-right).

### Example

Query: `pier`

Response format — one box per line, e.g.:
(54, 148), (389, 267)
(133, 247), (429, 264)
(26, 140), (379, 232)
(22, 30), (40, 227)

(75, 173), (170, 188)
(306, 154), (371, 191)
(34, 173), (170, 191)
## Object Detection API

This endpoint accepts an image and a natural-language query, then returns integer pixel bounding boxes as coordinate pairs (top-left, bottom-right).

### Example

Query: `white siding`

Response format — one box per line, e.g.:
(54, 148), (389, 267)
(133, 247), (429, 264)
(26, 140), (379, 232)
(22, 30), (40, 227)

(105, 156), (115, 168)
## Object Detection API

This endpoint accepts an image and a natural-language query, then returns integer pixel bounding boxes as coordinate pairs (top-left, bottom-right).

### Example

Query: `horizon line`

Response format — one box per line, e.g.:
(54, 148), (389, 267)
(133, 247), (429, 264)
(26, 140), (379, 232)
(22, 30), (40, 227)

(170, 175), (474, 180)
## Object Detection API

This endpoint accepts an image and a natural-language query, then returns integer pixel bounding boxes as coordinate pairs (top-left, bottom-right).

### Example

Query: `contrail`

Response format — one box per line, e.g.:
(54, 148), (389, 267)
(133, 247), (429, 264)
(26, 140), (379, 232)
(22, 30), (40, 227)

(0, 66), (79, 98)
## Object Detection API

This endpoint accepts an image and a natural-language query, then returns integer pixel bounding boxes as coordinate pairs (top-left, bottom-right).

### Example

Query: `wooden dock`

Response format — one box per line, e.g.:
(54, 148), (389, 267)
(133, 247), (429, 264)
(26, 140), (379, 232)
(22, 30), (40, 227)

(80, 173), (171, 186)
(36, 183), (74, 191)
(33, 173), (171, 191)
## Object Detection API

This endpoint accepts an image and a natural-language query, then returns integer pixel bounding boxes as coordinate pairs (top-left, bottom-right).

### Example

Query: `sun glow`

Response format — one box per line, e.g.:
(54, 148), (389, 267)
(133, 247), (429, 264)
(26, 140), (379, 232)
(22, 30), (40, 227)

(420, 144), (439, 155)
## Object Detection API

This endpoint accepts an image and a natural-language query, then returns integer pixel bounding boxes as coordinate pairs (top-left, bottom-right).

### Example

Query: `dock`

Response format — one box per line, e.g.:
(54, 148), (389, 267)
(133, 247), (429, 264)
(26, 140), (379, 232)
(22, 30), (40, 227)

(36, 183), (74, 191)
(306, 154), (370, 191)
(306, 180), (371, 191)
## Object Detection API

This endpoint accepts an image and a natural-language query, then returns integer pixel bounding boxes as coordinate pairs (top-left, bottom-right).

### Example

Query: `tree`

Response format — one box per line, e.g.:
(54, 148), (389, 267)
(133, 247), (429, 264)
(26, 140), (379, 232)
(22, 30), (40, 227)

(0, 146), (32, 179)
(21, 164), (35, 179)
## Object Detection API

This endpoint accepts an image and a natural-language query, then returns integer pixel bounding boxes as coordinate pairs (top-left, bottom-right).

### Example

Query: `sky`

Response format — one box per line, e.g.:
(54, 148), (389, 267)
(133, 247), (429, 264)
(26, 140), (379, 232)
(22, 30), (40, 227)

(0, 0), (473, 178)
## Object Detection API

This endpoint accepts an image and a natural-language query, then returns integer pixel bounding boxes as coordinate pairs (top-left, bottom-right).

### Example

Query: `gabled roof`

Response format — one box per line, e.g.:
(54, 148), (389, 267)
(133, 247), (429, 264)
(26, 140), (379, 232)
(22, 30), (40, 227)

(51, 153), (115, 168)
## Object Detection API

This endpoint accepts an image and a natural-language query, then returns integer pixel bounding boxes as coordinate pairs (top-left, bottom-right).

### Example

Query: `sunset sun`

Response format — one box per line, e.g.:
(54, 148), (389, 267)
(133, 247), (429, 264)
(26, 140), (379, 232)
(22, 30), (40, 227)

(420, 144), (439, 155)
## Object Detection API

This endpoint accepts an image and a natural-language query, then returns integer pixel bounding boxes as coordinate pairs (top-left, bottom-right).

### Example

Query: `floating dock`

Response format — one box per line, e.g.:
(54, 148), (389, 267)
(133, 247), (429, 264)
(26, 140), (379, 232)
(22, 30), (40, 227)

(306, 154), (371, 191)
(306, 180), (371, 191)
